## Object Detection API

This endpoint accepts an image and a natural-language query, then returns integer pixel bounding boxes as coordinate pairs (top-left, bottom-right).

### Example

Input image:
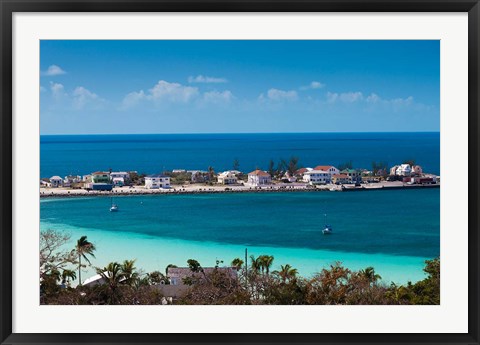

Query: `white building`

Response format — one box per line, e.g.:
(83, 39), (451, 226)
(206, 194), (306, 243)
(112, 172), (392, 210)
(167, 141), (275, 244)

(313, 165), (340, 176)
(303, 170), (331, 184)
(144, 175), (171, 189)
(396, 164), (412, 176)
(63, 175), (81, 187)
(49, 176), (63, 188)
(217, 171), (238, 185)
(110, 172), (130, 186)
(247, 170), (272, 186)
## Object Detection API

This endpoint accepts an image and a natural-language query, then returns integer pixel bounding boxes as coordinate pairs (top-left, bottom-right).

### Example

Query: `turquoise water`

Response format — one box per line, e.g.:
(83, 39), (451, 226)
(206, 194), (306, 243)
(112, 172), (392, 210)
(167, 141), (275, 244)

(40, 132), (440, 178)
(40, 189), (439, 284)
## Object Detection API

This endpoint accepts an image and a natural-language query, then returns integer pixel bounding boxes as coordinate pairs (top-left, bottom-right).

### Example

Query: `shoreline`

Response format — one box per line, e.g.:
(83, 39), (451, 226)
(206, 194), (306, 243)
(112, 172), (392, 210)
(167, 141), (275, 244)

(40, 182), (440, 198)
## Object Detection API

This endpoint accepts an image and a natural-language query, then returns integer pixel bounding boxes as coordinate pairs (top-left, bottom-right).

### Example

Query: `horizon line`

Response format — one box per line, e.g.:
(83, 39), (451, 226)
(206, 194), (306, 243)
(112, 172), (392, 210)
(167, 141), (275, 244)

(40, 130), (441, 136)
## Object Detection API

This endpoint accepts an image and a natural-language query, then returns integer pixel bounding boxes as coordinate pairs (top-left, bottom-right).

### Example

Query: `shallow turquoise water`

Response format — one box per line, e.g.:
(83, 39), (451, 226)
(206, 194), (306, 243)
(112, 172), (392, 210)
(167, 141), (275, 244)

(40, 189), (439, 284)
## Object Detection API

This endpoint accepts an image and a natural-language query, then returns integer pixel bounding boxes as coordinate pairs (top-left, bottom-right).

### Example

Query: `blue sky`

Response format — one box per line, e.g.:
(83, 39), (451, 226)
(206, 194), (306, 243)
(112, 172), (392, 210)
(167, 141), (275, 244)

(40, 40), (439, 134)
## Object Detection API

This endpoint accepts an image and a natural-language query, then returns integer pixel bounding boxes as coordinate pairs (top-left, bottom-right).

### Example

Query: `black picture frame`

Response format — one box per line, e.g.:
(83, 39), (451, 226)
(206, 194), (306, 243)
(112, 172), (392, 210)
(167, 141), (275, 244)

(1, 1), (479, 344)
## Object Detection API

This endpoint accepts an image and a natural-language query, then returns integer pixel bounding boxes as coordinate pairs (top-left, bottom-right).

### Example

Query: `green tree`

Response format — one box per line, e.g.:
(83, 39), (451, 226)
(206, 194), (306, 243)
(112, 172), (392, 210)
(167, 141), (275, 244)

(207, 166), (215, 182)
(268, 159), (275, 178)
(250, 255), (262, 274)
(233, 158), (240, 171)
(273, 264), (298, 283)
(97, 262), (125, 304)
(338, 160), (353, 171)
(287, 156), (300, 175)
(403, 159), (416, 166)
(259, 255), (274, 276)
(61, 269), (77, 287)
(75, 236), (96, 286)
(120, 259), (138, 286)
(359, 267), (382, 285)
(231, 258), (244, 270)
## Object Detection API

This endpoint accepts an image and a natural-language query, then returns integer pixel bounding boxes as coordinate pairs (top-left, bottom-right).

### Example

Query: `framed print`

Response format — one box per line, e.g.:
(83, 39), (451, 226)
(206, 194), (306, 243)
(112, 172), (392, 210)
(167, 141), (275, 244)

(1, 0), (479, 344)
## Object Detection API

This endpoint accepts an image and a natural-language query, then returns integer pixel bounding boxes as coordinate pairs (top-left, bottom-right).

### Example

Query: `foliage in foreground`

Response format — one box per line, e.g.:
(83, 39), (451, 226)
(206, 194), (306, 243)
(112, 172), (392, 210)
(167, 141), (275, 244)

(40, 229), (440, 305)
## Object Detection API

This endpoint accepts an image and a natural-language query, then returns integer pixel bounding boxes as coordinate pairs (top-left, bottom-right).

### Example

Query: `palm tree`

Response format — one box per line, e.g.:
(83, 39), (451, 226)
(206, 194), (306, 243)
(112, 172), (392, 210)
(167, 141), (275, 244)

(359, 267), (382, 284)
(250, 255), (262, 274)
(259, 255), (274, 276)
(120, 259), (138, 286)
(75, 236), (96, 286)
(208, 166), (215, 182)
(273, 264), (298, 283)
(98, 262), (124, 304)
(231, 258), (244, 270)
(61, 269), (77, 287)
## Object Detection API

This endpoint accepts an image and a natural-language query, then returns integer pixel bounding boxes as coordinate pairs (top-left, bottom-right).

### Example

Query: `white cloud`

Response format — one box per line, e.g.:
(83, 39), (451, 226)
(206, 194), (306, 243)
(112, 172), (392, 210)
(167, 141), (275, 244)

(72, 86), (102, 109)
(49, 82), (67, 100)
(121, 90), (147, 109)
(188, 75), (227, 84)
(203, 90), (234, 104)
(40, 86), (46, 93)
(300, 81), (325, 90)
(366, 93), (414, 107)
(327, 91), (363, 103)
(42, 65), (66, 76)
(150, 80), (199, 103)
(121, 80), (200, 109)
(366, 93), (381, 103)
(260, 88), (298, 102)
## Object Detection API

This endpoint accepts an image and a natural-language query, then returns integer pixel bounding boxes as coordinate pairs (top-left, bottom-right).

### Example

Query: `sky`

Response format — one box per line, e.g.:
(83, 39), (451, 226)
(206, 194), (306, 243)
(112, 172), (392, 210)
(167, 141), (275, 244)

(40, 40), (440, 135)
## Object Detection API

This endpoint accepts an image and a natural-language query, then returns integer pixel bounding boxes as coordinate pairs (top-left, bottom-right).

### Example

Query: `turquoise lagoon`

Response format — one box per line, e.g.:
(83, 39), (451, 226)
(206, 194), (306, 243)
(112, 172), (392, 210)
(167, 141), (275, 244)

(40, 188), (440, 285)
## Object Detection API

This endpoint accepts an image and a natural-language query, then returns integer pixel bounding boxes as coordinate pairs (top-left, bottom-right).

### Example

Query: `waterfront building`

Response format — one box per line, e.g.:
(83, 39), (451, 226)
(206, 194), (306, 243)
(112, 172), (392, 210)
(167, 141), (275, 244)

(247, 170), (272, 186)
(396, 164), (412, 176)
(144, 174), (171, 189)
(341, 169), (361, 183)
(190, 170), (208, 183)
(303, 170), (331, 184)
(110, 172), (130, 186)
(217, 171), (238, 185)
(283, 171), (297, 183)
(332, 174), (349, 184)
(63, 175), (81, 187)
(314, 165), (340, 176)
(389, 165), (400, 176)
(91, 171), (111, 183)
(412, 165), (423, 176)
(82, 174), (92, 182)
(49, 176), (63, 188)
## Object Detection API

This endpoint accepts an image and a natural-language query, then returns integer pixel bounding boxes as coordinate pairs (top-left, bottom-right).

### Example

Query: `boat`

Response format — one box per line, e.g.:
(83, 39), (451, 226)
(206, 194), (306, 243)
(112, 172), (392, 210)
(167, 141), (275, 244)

(110, 196), (118, 212)
(322, 214), (333, 235)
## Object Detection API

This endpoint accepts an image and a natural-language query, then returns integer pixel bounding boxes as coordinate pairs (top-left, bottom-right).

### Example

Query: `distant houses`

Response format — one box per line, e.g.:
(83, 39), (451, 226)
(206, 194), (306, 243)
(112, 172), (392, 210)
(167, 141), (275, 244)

(40, 162), (435, 191)
(303, 170), (331, 185)
(144, 174), (171, 189)
(247, 169), (272, 187)
(49, 176), (63, 188)
(110, 171), (130, 187)
(91, 171), (111, 183)
(217, 171), (238, 185)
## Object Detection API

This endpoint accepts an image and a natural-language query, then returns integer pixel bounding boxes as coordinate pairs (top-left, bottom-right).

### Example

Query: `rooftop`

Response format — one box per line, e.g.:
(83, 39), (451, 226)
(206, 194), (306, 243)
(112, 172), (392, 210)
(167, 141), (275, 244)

(249, 169), (270, 177)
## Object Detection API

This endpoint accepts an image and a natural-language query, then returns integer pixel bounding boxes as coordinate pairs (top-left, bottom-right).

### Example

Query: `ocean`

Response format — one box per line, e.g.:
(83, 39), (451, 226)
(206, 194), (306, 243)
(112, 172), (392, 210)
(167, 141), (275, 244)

(40, 132), (440, 178)
(40, 132), (440, 285)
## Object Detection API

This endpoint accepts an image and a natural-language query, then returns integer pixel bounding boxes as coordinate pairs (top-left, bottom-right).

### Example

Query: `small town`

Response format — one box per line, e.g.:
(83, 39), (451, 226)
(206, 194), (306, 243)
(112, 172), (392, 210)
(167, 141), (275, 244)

(40, 161), (439, 197)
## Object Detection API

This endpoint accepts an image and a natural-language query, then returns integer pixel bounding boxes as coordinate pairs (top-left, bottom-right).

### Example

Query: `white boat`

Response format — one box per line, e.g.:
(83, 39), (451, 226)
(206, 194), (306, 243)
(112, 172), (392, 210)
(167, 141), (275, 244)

(110, 197), (118, 212)
(322, 214), (333, 235)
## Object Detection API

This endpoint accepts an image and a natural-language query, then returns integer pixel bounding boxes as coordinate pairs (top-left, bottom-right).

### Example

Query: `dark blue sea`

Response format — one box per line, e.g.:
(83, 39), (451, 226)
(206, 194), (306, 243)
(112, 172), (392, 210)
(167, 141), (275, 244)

(40, 132), (440, 178)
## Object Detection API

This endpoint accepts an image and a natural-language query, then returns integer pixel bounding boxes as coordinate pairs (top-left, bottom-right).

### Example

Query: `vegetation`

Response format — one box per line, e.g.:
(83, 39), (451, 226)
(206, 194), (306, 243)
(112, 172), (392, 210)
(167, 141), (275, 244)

(40, 230), (440, 306)
(338, 160), (353, 171)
